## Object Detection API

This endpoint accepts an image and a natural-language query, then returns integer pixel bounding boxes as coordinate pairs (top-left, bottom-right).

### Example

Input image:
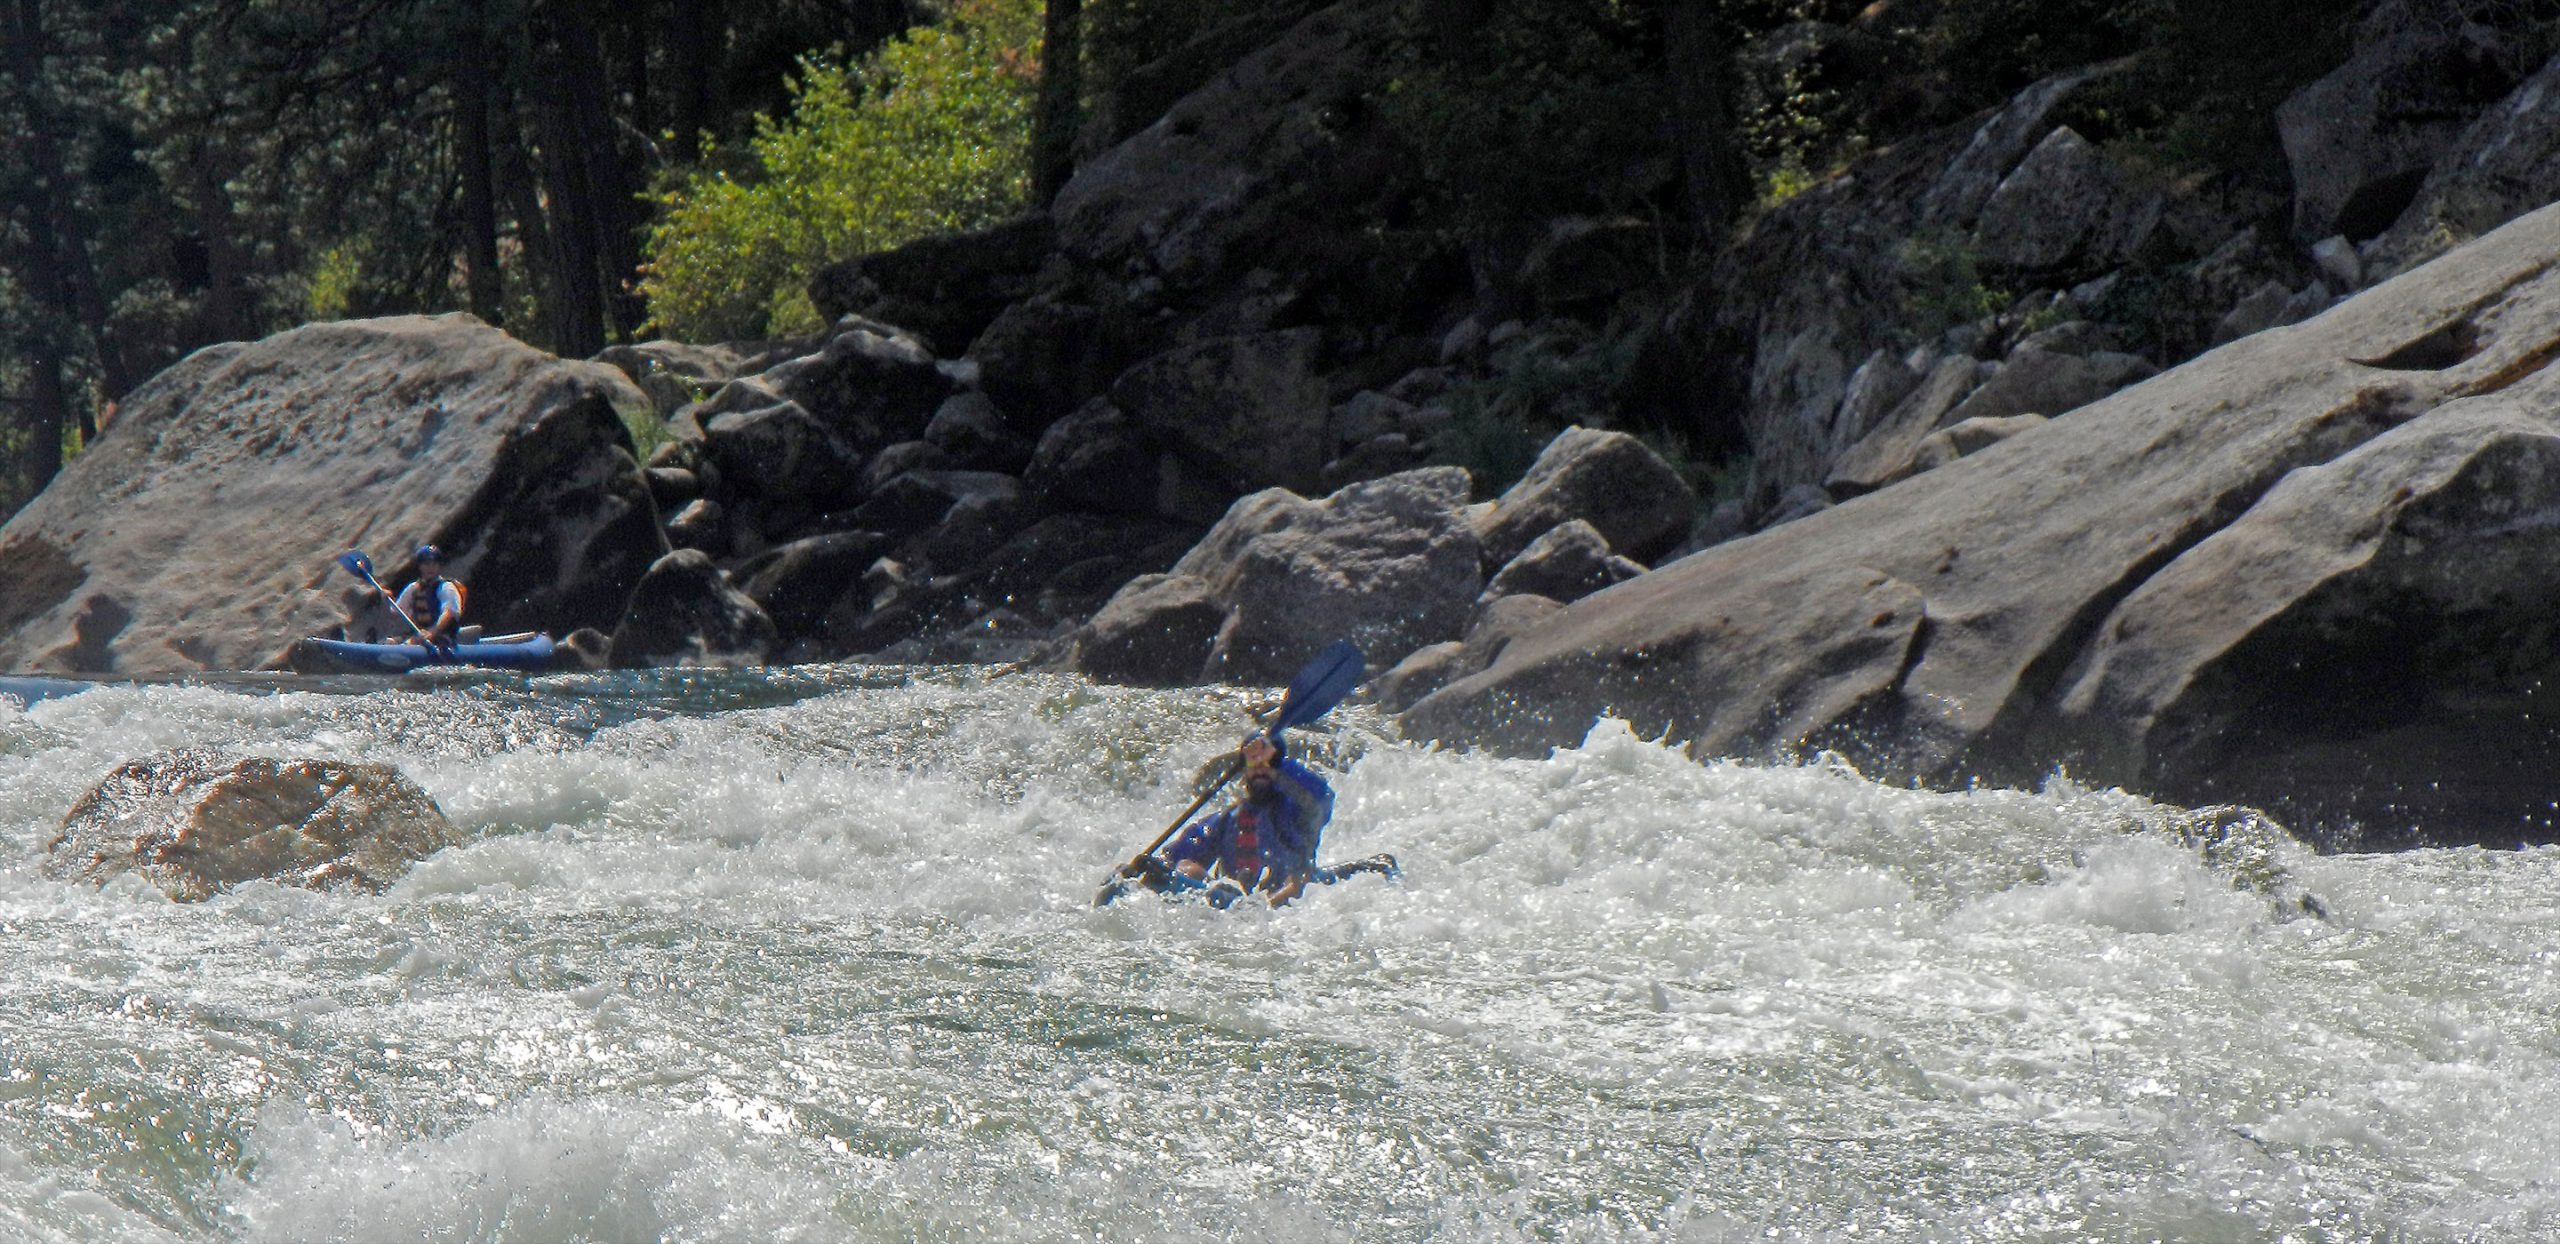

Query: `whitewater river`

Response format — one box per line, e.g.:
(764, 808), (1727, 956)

(0, 666), (2554, 1242)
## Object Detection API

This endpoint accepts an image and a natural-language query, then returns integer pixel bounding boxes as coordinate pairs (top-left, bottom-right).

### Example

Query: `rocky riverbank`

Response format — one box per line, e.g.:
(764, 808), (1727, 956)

(5, 1), (2560, 845)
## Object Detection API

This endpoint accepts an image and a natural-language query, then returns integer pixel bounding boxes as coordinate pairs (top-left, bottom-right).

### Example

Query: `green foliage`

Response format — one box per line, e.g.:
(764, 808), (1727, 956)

(302, 241), (367, 322)
(642, 0), (1042, 342)
(1896, 229), (2007, 341)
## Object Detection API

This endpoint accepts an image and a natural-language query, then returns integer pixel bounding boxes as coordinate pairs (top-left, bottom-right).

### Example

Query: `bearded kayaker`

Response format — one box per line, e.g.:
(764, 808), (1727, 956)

(1151, 736), (1334, 908)
(391, 546), (465, 646)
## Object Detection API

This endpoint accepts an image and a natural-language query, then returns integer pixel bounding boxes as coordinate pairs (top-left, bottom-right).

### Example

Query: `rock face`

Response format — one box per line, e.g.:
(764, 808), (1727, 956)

(0, 315), (665, 675)
(1071, 466), (1481, 684)
(609, 549), (781, 668)
(1408, 203), (2560, 842)
(2366, 47), (2560, 280)
(2277, 20), (2530, 242)
(46, 750), (459, 901)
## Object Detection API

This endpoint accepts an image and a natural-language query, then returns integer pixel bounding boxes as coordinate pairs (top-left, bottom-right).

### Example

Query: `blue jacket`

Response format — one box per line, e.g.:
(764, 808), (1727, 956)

(1164, 757), (1332, 890)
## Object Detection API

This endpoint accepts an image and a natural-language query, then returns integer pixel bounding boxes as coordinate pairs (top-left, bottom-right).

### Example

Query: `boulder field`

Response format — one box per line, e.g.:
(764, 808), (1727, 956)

(1406, 202), (2560, 845)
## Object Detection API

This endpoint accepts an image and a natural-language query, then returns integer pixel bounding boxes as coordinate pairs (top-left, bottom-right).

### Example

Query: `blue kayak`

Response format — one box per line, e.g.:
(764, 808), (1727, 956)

(298, 633), (557, 673)
(1095, 853), (1399, 908)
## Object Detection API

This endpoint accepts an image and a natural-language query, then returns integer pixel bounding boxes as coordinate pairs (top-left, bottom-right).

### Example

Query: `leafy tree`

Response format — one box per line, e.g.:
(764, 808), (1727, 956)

(641, 0), (1041, 342)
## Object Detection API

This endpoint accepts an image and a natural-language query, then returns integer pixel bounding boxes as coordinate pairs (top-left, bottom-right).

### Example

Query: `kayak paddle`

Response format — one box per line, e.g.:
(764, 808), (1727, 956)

(336, 549), (439, 648)
(1097, 639), (1366, 906)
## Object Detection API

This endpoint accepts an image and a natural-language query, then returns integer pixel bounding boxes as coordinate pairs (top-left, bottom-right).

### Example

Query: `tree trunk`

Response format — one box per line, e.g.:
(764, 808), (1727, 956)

(456, 0), (506, 324)
(1031, 0), (1082, 204)
(1659, 0), (1747, 244)
(190, 154), (256, 341)
(5, 0), (120, 443)
(665, 0), (719, 163)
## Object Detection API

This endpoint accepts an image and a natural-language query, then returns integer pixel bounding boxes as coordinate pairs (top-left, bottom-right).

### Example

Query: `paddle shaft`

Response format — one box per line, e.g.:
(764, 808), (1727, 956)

(343, 554), (439, 647)
(1130, 755), (1242, 867)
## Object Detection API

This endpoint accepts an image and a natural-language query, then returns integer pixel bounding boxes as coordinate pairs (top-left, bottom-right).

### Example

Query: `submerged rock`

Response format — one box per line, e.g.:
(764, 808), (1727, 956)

(46, 751), (459, 901)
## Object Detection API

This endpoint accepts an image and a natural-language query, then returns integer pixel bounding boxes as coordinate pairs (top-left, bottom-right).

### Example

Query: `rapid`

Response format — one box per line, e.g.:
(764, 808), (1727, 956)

(0, 667), (2554, 1243)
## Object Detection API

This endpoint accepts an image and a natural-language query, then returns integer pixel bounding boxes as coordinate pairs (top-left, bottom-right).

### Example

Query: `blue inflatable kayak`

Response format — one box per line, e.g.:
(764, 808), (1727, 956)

(298, 633), (557, 673)
(1095, 854), (1399, 908)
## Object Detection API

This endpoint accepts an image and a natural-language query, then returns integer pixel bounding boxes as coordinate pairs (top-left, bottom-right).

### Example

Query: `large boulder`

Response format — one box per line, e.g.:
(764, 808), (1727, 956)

(0, 315), (665, 675)
(1481, 519), (1646, 606)
(609, 549), (780, 668)
(1407, 202), (2560, 842)
(760, 320), (953, 452)
(1071, 466), (1482, 684)
(1110, 328), (1331, 497)
(698, 398), (864, 517)
(1972, 127), (2163, 275)
(1023, 400), (1161, 515)
(45, 750), (459, 901)
(2366, 47), (2560, 280)
(969, 298), (1117, 429)
(805, 214), (1055, 355)
(2277, 20), (2531, 242)
(1475, 427), (1697, 568)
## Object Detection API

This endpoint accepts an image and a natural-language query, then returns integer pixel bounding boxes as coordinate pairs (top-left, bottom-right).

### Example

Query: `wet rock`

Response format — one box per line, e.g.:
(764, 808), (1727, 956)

(1374, 641), (1470, 713)
(0, 314), (665, 675)
(663, 498), (729, 554)
(852, 470), (1021, 540)
(859, 441), (952, 497)
(609, 549), (779, 668)
(644, 466), (700, 510)
(1475, 427), (1696, 568)
(1481, 520), (1646, 606)
(46, 750), (459, 901)
(700, 398), (863, 515)
(1070, 573), (1231, 686)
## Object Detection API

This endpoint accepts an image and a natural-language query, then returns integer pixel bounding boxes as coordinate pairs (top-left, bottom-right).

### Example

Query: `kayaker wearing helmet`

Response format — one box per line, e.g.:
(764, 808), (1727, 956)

(391, 546), (465, 647)
(1153, 735), (1333, 908)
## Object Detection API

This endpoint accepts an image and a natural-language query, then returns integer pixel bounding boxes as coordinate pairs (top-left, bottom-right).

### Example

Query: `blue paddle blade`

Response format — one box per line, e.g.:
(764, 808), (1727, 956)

(336, 550), (375, 581)
(1272, 640), (1364, 734)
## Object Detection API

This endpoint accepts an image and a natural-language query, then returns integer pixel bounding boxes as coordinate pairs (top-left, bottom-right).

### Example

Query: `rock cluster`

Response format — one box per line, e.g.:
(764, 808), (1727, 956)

(46, 750), (460, 900)
(1407, 203), (2560, 843)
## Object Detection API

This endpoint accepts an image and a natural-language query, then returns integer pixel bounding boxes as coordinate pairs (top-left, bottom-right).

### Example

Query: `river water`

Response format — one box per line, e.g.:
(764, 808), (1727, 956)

(0, 666), (2553, 1242)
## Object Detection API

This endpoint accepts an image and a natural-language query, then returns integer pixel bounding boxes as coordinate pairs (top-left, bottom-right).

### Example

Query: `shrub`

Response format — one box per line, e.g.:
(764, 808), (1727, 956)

(641, 0), (1041, 342)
